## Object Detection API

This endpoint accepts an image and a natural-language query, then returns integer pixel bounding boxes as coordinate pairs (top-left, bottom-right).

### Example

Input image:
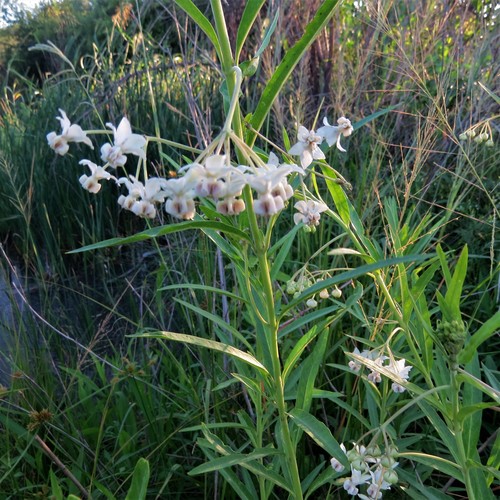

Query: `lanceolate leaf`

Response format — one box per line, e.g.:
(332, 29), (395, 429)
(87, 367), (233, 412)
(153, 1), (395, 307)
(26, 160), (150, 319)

(173, 0), (221, 58)
(235, 0), (266, 62)
(247, 0), (341, 146)
(459, 310), (500, 365)
(133, 330), (269, 374)
(69, 220), (250, 253)
(288, 409), (347, 464)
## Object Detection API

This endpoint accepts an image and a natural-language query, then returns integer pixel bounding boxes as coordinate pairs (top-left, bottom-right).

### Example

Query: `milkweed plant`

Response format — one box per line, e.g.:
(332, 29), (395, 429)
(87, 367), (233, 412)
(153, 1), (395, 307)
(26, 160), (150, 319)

(41, 0), (499, 498)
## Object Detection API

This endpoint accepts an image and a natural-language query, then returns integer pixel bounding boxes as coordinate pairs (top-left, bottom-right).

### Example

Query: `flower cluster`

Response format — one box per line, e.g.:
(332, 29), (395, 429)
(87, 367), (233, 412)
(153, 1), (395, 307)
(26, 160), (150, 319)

(458, 123), (494, 147)
(330, 443), (400, 499)
(348, 348), (412, 393)
(47, 111), (355, 224)
(293, 200), (328, 231)
(286, 274), (342, 308)
(288, 116), (353, 168)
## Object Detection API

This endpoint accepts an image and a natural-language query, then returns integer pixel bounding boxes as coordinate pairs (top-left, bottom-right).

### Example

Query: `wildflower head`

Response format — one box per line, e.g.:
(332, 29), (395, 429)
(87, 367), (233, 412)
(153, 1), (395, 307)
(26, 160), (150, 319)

(47, 109), (93, 156)
(288, 126), (325, 168)
(293, 200), (328, 228)
(101, 117), (146, 167)
(317, 116), (353, 152)
(79, 160), (114, 194)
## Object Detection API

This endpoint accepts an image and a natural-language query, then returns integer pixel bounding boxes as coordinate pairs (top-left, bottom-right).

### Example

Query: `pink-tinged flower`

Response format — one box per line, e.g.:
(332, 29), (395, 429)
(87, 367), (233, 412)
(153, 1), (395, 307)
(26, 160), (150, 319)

(386, 359), (412, 393)
(182, 155), (244, 200)
(293, 200), (328, 227)
(288, 126), (325, 168)
(163, 177), (196, 220)
(117, 175), (168, 219)
(47, 109), (93, 156)
(78, 160), (114, 194)
(248, 154), (303, 216)
(317, 116), (353, 152)
(101, 117), (146, 168)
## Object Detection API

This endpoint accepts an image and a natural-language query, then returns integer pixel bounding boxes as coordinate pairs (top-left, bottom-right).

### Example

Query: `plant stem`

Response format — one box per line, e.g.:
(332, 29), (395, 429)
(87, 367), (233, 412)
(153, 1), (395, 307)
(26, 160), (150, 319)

(449, 362), (475, 499)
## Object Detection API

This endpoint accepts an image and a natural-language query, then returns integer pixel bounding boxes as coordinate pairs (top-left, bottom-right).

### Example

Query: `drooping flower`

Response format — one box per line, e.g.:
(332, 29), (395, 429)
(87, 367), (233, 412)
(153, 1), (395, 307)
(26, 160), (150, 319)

(182, 155), (231, 199)
(288, 126), (325, 168)
(249, 154), (303, 216)
(385, 359), (412, 393)
(47, 109), (93, 156)
(78, 160), (114, 194)
(293, 200), (328, 227)
(163, 177), (196, 220)
(117, 175), (168, 218)
(101, 117), (147, 168)
(317, 116), (353, 152)
(343, 468), (371, 496)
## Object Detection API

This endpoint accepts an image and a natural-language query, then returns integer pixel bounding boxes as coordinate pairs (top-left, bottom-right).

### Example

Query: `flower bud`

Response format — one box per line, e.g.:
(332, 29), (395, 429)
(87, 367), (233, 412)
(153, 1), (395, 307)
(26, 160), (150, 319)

(485, 139), (494, 147)
(331, 287), (342, 298)
(306, 298), (318, 308)
(319, 288), (330, 299)
(383, 469), (399, 485)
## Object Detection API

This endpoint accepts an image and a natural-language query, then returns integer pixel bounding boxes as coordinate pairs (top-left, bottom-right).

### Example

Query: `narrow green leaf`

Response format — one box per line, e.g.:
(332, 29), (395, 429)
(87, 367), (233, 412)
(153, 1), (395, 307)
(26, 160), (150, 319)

(282, 324), (321, 383)
(255, 9), (279, 58)
(173, 0), (221, 58)
(159, 283), (249, 304)
(247, 0), (341, 145)
(296, 331), (328, 413)
(417, 401), (460, 462)
(235, 0), (266, 61)
(199, 426), (292, 493)
(352, 104), (402, 130)
(281, 254), (430, 316)
(398, 468), (454, 500)
(125, 458), (150, 500)
(231, 372), (263, 396)
(398, 452), (463, 481)
(468, 468), (495, 500)
(173, 297), (253, 351)
(445, 245), (468, 318)
(436, 244), (452, 285)
(459, 310), (500, 364)
(189, 448), (280, 475)
(69, 220), (249, 253)
(486, 431), (500, 486)
(321, 165), (351, 226)
(289, 409), (346, 464)
(134, 330), (269, 374)
(49, 470), (63, 500)
(270, 223), (301, 280)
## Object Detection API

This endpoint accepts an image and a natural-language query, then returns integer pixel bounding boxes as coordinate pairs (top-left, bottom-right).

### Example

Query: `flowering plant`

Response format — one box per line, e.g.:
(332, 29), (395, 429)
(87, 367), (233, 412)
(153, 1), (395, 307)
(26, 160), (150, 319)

(42, 1), (499, 498)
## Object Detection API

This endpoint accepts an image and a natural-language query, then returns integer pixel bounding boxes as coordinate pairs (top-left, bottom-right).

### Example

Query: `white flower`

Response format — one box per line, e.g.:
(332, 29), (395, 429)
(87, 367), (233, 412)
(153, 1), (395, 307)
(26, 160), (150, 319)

(101, 117), (146, 167)
(317, 116), (353, 152)
(386, 359), (412, 393)
(163, 177), (196, 220)
(343, 468), (371, 496)
(47, 109), (93, 156)
(288, 126), (325, 168)
(78, 160), (114, 194)
(117, 175), (168, 218)
(248, 154), (303, 216)
(293, 200), (328, 227)
(331, 444), (347, 473)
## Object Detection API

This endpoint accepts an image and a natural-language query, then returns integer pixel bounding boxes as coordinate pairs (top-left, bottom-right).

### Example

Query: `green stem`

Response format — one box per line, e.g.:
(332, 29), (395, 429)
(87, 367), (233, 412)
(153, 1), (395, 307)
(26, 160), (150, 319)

(450, 363), (475, 498)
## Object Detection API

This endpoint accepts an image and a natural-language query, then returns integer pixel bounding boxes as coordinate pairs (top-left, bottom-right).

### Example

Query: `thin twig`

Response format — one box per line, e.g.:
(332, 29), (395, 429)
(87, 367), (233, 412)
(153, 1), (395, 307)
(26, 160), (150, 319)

(35, 435), (89, 499)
